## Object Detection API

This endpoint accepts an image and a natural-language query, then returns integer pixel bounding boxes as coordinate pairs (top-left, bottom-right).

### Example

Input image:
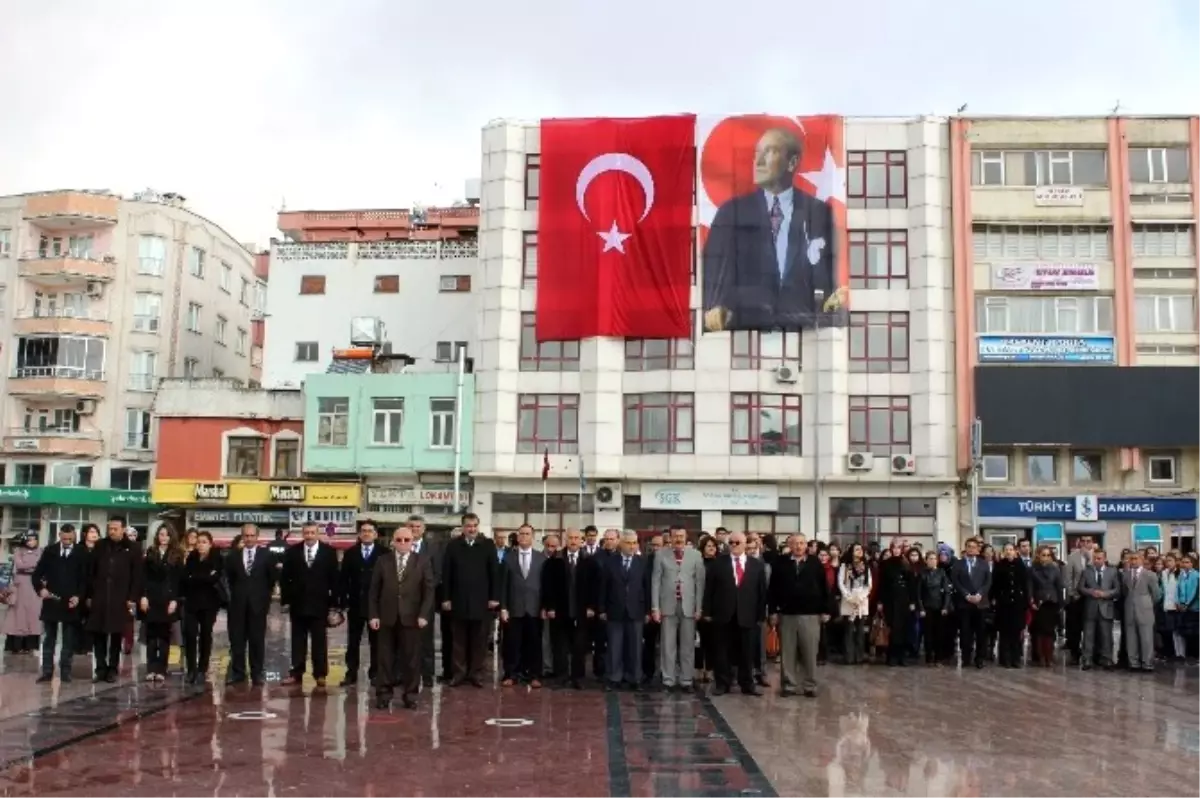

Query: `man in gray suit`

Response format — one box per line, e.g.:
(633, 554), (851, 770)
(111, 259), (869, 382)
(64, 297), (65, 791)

(1063, 535), (1095, 664)
(499, 524), (547, 686)
(1121, 551), (1161, 672)
(651, 524), (706, 692)
(1078, 548), (1120, 670)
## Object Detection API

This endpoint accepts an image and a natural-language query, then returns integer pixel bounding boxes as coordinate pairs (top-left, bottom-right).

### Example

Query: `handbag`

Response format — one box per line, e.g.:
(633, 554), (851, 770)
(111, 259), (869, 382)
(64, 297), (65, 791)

(215, 569), (231, 608)
(870, 611), (890, 648)
(765, 624), (781, 660)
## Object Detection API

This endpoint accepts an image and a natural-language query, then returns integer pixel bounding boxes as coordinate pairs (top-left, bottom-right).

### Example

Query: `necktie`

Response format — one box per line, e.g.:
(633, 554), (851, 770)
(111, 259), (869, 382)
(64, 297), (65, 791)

(413, 540), (421, 554)
(521, 551), (530, 578)
(569, 553), (577, 567)
(306, 546), (315, 567)
(967, 557), (974, 574)
(245, 549), (253, 575)
(623, 557), (631, 573)
(735, 557), (744, 587)
(468, 538), (473, 547)
(674, 549), (684, 601)
(397, 554), (407, 582)
(364, 546), (372, 560)
(769, 195), (783, 242)
(63, 546), (71, 557)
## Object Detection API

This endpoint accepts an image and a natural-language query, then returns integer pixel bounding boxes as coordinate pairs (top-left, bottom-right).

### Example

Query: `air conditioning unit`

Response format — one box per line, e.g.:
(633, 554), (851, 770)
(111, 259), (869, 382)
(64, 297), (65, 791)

(86, 281), (104, 298)
(774, 365), (798, 384)
(846, 452), (874, 472)
(595, 482), (623, 510)
(891, 454), (917, 475)
(75, 399), (97, 415)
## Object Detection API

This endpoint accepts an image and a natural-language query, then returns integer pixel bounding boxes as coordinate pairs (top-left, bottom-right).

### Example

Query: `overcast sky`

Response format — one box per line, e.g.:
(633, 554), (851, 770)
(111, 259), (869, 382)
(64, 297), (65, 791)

(0, 0), (1196, 245)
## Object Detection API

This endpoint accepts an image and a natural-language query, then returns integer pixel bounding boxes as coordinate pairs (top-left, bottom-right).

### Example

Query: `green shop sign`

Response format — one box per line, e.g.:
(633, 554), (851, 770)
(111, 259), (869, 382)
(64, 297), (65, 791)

(0, 486), (156, 508)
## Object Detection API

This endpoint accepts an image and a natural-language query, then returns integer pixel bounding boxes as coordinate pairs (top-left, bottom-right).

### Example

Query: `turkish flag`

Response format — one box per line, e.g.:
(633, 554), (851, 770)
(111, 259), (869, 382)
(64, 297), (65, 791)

(536, 115), (695, 341)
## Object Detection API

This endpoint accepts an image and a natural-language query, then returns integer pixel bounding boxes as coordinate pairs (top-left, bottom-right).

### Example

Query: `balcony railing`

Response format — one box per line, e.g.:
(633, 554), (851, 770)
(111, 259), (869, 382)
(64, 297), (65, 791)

(274, 239), (479, 262)
(15, 307), (108, 321)
(12, 366), (105, 381)
(127, 373), (158, 392)
(7, 426), (100, 439)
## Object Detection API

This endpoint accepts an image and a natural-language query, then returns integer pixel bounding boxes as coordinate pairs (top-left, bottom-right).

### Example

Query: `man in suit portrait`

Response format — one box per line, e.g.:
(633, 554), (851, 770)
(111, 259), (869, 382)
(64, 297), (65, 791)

(224, 524), (276, 686)
(1121, 551), (1160, 672)
(368, 525), (434, 709)
(702, 531), (768, 696)
(32, 524), (86, 683)
(1079, 548), (1120, 670)
(950, 537), (993, 669)
(703, 127), (842, 332)
(280, 522), (340, 688)
(597, 531), (650, 691)
(406, 515), (444, 687)
(651, 524), (705, 693)
(499, 524), (547, 687)
(543, 528), (590, 688)
(338, 521), (385, 687)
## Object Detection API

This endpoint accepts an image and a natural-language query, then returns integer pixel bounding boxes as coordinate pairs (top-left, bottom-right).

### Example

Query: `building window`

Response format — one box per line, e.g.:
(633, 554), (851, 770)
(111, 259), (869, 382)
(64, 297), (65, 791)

(0, 228), (11, 257)
(15, 336), (106, 380)
(976, 295), (1114, 335)
(24, 407), (80, 434)
(623, 492), (702, 538)
(730, 330), (800, 371)
(525, 154), (540, 211)
(372, 398), (405, 446)
(730, 393), (801, 456)
(981, 452), (1010, 482)
(520, 312), (580, 371)
(215, 315), (227, 345)
(15, 464), (46, 485)
(970, 150), (1107, 187)
(374, 274), (400, 294)
(1071, 451), (1104, 484)
(517, 394), (579, 454)
(236, 327), (248, 356)
(849, 312), (909, 373)
(239, 277), (250, 305)
(226, 436), (264, 477)
(1025, 450), (1057, 486)
(491, 492), (594, 540)
(124, 409), (152, 450)
(1129, 148), (1191, 184)
(974, 151), (1005, 185)
(624, 393), (694, 454)
(522, 232), (538, 284)
(128, 351), (158, 392)
(1131, 224), (1195, 258)
(1135, 294), (1196, 333)
(110, 467), (151, 491)
(436, 341), (468, 363)
(317, 397), (350, 446)
(1146, 452), (1178, 485)
(722, 497), (804, 537)
(188, 247), (205, 278)
(138, 235), (166, 276)
(219, 262), (232, 293)
(295, 341), (318, 362)
(133, 293), (162, 333)
(626, 315), (695, 371)
(829, 497), (937, 548)
(186, 302), (201, 333)
(439, 275), (471, 293)
(183, 357), (199, 379)
(430, 398), (455, 448)
(972, 225), (1111, 260)
(848, 230), (907, 288)
(274, 439), (300, 478)
(847, 151), (907, 209)
(300, 275), (326, 295)
(848, 395), (911, 457)
(52, 464), (94, 487)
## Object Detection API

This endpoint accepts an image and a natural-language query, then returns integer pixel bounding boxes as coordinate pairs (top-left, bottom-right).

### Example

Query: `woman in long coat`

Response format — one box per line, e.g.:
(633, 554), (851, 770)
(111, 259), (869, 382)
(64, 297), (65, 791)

(85, 521), (142, 683)
(2, 531), (44, 653)
(877, 540), (918, 667)
(140, 527), (183, 681)
(73, 524), (102, 655)
(990, 543), (1030, 668)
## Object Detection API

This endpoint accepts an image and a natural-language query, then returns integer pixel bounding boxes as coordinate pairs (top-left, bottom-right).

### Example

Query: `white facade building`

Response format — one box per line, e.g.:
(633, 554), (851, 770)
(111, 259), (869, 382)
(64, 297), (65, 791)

(471, 118), (962, 547)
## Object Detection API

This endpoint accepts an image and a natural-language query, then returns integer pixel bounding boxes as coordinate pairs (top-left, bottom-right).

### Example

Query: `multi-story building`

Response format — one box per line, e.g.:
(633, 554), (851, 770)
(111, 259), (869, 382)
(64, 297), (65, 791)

(472, 118), (960, 547)
(0, 189), (266, 543)
(261, 202), (480, 389)
(952, 116), (1200, 554)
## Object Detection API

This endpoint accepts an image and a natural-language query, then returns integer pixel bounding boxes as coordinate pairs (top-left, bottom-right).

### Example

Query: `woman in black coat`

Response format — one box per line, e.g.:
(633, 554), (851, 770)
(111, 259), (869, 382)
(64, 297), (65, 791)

(73, 525), (102, 655)
(85, 520), (142, 683)
(139, 527), (183, 681)
(990, 543), (1030, 668)
(1028, 545), (1065, 666)
(181, 531), (224, 684)
(877, 541), (918, 667)
(916, 550), (952, 665)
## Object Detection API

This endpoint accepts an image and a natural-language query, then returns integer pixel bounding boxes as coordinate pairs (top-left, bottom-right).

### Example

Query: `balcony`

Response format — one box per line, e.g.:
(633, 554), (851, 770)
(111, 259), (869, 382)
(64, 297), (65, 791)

(18, 253), (116, 283)
(11, 308), (111, 338)
(22, 191), (119, 229)
(8, 367), (106, 398)
(2, 428), (103, 458)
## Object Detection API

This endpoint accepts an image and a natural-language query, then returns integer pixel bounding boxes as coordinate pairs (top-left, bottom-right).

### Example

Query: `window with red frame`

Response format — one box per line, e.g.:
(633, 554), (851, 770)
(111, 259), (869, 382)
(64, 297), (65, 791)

(848, 230), (908, 289)
(624, 393), (694, 454)
(625, 312), (695, 371)
(517, 394), (579, 454)
(525, 155), (540, 210)
(829, 497), (936, 549)
(848, 395), (911, 456)
(731, 330), (801, 370)
(849, 312), (909, 373)
(522, 232), (538, 284)
(520, 313), (580, 371)
(730, 393), (801, 456)
(848, 151), (907, 209)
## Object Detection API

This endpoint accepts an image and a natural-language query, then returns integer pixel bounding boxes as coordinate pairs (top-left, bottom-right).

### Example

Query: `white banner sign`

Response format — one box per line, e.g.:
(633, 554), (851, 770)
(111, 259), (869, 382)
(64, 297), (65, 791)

(289, 508), (357, 533)
(1033, 186), (1084, 206)
(640, 483), (779, 512)
(990, 262), (1099, 291)
(367, 487), (470, 506)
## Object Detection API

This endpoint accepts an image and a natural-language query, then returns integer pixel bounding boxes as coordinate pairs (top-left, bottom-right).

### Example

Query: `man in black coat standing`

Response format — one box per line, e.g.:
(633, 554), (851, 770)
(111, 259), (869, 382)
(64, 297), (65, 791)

(338, 521), (384, 687)
(703, 531), (768, 696)
(33, 524), (86, 683)
(542, 528), (590, 688)
(280, 523), (340, 688)
(440, 512), (498, 687)
(407, 515), (444, 686)
(85, 517), (141, 683)
(225, 524), (276, 686)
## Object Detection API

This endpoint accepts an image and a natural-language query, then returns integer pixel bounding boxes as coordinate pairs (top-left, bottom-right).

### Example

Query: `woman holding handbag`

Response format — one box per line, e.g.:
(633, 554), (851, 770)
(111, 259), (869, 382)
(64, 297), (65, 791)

(181, 532), (225, 685)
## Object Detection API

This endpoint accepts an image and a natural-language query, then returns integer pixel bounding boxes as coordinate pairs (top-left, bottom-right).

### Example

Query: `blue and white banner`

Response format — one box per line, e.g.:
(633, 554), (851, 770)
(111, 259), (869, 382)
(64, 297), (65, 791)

(977, 335), (1116, 363)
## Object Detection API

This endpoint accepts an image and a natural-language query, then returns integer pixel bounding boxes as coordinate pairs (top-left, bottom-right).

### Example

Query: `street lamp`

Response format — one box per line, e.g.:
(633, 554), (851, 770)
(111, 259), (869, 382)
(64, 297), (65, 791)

(812, 289), (825, 543)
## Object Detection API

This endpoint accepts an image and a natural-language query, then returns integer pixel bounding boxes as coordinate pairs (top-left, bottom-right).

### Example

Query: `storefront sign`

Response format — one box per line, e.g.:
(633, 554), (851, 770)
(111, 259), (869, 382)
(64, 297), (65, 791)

(0, 486), (156, 508)
(367, 486), (470, 506)
(153, 480), (361, 507)
(289, 508), (356, 533)
(1033, 186), (1084, 206)
(977, 335), (1115, 364)
(268, 484), (306, 504)
(194, 483), (229, 501)
(639, 483), (779, 512)
(989, 263), (1099, 292)
(979, 496), (1198, 522)
(190, 509), (291, 526)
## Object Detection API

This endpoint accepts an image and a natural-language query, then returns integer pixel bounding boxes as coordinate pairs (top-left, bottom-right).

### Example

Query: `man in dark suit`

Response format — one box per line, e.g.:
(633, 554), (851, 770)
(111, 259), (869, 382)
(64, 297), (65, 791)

(499, 524), (547, 687)
(1080, 548), (1121, 670)
(368, 525), (434, 709)
(597, 531), (650, 690)
(440, 512), (499, 686)
(338, 521), (384, 687)
(543, 528), (590, 688)
(950, 538), (993, 669)
(280, 523), (340, 687)
(703, 531), (768, 696)
(407, 515), (443, 686)
(225, 524), (275, 686)
(582, 529), (619, 680)
(702, 127), (840, 332)
(33, 524), (86, 683)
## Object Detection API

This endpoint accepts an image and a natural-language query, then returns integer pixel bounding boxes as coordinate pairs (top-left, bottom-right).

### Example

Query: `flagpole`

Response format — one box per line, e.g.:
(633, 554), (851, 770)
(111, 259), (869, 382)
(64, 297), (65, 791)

(541, 449), (549, 539)
(577, 454), (585, 528)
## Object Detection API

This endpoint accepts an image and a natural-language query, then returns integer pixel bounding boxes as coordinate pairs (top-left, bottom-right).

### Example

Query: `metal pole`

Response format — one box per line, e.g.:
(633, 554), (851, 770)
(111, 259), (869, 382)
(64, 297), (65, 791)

(577, 455), (585, 529)
(969, 418), (983, 542)
(451, 345), (466, 514)
(812, 291), (824, 542)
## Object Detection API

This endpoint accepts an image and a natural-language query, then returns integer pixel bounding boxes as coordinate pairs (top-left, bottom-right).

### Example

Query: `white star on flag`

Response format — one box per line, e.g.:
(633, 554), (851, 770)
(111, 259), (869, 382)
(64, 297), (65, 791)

(597, 220), (632, 253)
(801, 147), (846, 203)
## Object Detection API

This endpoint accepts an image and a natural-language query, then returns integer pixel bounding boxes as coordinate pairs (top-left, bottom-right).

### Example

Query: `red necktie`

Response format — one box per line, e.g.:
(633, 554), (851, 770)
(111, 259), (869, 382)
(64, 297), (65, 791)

(735, 557), (744, 587)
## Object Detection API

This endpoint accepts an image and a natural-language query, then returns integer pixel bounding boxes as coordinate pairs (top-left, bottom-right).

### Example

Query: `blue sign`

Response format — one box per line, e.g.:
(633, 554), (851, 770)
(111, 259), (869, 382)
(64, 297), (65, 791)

(979, 496), (1198, 522)
(977, 335), (1116, 364)
(1132, 524), (1164, 547)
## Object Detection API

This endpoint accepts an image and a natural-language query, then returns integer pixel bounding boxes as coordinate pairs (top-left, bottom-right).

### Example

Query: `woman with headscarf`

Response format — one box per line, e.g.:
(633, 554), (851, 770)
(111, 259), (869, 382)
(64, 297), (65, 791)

(877, 540), (918, 666)
(2, 531), (44, 654)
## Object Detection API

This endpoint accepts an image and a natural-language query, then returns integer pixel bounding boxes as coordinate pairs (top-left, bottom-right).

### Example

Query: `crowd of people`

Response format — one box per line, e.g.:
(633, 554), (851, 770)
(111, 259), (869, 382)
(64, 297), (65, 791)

(3, 515), (1197, 710)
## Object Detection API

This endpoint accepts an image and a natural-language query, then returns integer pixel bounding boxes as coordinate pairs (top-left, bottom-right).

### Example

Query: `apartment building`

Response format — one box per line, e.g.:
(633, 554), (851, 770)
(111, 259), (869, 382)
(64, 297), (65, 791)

(951, 117), (1200, 554)
(0, 189), (265, 543)
(472, 117), (960, 548)
(261, 202), (480, 389)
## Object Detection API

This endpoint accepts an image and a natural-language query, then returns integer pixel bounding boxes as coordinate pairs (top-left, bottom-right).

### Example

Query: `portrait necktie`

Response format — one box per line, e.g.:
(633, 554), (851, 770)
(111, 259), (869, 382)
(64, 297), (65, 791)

(769, 195), (783, 242)
(735, 557), (744, 587)
(245, 550), (253, 575)
(569, 553), (576, 567)
(306, 546), (314, 567)
(397, 554), (407, 582)
(521, 551), (529, 578)
(623, 557), (630, 573)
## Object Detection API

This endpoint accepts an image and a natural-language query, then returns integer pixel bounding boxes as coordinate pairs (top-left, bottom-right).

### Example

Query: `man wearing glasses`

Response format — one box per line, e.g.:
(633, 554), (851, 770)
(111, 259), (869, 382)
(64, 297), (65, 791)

(369, 526), (434, 710)
(702, 532), (768, 696)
